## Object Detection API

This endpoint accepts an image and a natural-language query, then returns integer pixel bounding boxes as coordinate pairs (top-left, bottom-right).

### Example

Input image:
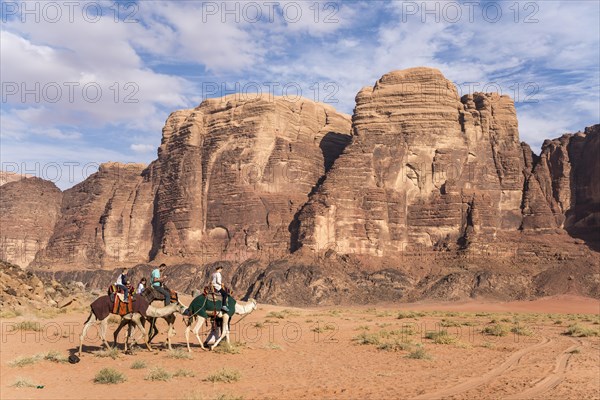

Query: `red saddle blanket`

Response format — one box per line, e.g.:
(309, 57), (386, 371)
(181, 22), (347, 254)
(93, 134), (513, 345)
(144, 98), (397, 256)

(112, 295), (134, 316)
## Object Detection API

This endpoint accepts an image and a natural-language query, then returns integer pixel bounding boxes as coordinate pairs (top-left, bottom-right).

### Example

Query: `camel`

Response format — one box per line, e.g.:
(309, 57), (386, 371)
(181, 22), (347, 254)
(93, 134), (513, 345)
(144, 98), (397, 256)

(137, 286), (181, 350)
(78, 295), (185, 356)
(184, 295), (257, 352)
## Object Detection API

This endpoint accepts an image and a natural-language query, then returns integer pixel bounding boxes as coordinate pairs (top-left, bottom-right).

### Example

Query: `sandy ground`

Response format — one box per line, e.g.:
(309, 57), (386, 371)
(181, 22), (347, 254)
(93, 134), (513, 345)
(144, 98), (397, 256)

(1, 295), (598, 400)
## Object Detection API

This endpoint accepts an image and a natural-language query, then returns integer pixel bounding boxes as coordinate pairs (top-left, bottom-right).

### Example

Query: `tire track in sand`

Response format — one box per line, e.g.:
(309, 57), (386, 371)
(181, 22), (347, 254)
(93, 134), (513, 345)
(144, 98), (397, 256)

(503, 338), (584, 400)
(412, 336), (552, 400)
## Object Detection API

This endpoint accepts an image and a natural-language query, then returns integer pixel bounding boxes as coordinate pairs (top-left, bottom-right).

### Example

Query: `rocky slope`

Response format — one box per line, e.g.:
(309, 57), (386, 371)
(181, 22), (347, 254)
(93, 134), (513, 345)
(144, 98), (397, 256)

(0, 260), (88, 312)
(1, 67), (598, 304)
(0, 172), (32, 186)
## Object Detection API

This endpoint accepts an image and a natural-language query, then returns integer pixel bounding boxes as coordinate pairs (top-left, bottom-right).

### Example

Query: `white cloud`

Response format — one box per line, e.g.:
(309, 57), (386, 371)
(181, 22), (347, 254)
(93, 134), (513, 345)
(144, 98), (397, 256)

(130, 143), (155, 153)
(0, 0), (598, 187)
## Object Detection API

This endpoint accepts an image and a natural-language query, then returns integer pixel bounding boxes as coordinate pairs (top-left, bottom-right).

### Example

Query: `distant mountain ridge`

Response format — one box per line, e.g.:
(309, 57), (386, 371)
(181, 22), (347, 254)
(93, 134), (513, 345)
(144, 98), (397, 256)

(1, 68), (598, 304)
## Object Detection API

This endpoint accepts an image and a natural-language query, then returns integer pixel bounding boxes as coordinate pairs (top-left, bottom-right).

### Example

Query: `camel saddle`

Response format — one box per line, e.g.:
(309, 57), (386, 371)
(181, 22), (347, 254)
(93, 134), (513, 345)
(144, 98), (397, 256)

(107, 284), (133, 297)
(111, 293), (134, 316)
(147, 285), (178, 302)
(203, 285), (233, 298)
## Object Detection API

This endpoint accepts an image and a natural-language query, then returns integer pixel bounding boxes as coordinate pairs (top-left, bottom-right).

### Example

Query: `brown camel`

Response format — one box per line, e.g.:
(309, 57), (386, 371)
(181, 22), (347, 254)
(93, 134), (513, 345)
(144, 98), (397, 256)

(78, 295), (185, 356)
(122, 287), (183, 351)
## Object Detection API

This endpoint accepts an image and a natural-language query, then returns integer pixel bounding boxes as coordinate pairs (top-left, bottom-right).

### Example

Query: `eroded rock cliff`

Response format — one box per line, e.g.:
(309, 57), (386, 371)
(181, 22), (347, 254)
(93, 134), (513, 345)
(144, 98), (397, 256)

(1, 67), (598, 304)
(0, 178), (62, 267)
(32, 162), (154, 268)
(149, 95), (352, 263)
(295, 67), (525, 256)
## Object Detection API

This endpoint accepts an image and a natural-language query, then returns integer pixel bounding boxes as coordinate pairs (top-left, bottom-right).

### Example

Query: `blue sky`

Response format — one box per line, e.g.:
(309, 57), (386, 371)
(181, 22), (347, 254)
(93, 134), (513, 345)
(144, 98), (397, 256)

(1, 0), (599, 189)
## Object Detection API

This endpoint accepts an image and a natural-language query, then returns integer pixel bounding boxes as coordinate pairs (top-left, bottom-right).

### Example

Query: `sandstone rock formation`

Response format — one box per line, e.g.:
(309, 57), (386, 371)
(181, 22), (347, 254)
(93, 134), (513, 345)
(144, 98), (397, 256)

(1, 67), (598, 304)
(28, 95), (351, 269)
(521, 125), (600, 243)
(32, 162), (154, 268)
(295, 68), (524, 256)
(0, 178), (62, 267)
(147, 95), (351, 263)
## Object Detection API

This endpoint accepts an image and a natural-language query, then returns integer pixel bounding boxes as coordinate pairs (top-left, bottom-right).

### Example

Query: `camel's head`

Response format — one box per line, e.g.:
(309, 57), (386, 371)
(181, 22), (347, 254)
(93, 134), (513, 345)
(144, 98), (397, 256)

(175, 301), (187, 314)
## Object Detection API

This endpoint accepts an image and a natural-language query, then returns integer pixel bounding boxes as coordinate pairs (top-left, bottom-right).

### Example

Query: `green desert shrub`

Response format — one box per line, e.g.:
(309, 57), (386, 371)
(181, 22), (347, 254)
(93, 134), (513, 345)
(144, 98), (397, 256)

(406, 345), (432, 360)
(173, 368), (196, 378)
(93, 348), (120, 359)
(266, 311), (286, 319)
(397, 311), (426, 320)
(145, 366), (172, 381)
(377, 339), (413, 352)
(425, 330), (457, 344)
(205, 368), (241, 383)
(564, 324), (599, 337)
(94, 368), (126, 384)
(11, 321), (42, 332)
(11, 377), (37, 388)
(352, 332), (381, 345)
(43, 350), (68, 363)
(511, 325), (534, 336)
(482, 323), (509, 337)
(130, 360), (147, 369)
(440, 319), (461, 327)
(214, 342), (244, 354)
(9, 355), (41, 367)
(166, 348), (193, 359)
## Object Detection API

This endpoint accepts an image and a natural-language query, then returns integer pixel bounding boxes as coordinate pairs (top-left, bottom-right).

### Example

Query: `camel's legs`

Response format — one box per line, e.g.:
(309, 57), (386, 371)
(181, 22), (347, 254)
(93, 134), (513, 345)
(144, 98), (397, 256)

(132, 314), (152, 351)
(123, 322), (131, 352)
(184, 316), (194, 352)
(147, 317), (159, 344)
(125, 320), (138, 352)
(194, 317), (206, 350)
(127, 318), (146, 347)
(210, 314), (230, 350)
(184, 317), (191, 352)
(98, 318), (111, 350)
(185, 316), (206, 352)
(165, 314), (176, 351)
(79, 312), (96, 357)
(113, 317), (130, 349)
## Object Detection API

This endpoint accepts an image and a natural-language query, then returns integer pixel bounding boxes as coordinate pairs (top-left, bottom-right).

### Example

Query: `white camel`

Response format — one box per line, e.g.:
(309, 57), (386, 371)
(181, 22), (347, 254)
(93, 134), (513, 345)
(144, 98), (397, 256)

(117, 302), (187, 352)
(78, 296), (186, 356)
(184, 298), (257, 352)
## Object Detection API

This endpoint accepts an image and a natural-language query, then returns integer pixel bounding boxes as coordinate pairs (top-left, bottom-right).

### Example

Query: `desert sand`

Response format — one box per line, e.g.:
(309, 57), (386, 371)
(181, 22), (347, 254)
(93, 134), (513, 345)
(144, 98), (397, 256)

(1, 295), (598, 400)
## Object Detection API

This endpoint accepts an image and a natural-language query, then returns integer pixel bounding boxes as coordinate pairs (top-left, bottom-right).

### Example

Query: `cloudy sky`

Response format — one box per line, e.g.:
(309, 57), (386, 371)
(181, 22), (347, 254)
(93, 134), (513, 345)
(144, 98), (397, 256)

(1, 0), (598, 189)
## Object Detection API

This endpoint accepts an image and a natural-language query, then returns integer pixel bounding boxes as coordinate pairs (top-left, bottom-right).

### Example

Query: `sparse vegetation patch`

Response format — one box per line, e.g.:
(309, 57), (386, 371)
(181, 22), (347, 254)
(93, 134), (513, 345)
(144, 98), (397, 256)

(94, 368), (126, 384)
(205, 368), (241, 383)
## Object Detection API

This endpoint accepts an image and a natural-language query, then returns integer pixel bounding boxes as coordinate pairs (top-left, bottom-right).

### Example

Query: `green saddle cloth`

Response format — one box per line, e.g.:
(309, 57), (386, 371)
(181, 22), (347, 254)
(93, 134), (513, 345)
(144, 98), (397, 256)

(188, 294), (235, 319)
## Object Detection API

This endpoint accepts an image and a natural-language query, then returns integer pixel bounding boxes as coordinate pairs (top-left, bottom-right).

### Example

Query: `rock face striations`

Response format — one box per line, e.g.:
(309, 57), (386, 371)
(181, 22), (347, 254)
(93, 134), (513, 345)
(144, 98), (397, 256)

(149, 95), (351, 262)
(32, 162), (154, 268)
(295, 68), (525, 256)
(0, 178), (63, 267)
(522, 125), (600, 243)
(14, 95), (351, 269)
(0, 68), (598, 304)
